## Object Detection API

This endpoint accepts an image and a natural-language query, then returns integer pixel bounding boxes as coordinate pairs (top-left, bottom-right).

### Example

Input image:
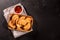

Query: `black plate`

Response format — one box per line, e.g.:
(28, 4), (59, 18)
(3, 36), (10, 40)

(0, 1), (38, 40)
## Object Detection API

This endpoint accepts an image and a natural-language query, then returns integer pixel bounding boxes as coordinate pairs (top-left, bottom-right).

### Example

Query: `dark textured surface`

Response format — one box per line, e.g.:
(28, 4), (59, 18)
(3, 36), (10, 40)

(0, 0), (60, 40)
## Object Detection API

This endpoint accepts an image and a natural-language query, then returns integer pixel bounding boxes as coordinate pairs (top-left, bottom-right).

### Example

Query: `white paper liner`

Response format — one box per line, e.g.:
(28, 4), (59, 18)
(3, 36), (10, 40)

(3, 3), (33, 38)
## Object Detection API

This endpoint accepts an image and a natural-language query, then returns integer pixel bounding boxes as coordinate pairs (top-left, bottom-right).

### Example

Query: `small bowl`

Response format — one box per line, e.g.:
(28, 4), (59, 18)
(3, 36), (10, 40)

(13, 5), (24, 14)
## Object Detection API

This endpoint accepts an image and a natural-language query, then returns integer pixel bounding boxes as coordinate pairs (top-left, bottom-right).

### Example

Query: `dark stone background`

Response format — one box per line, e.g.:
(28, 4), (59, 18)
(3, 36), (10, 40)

(0, 0), (60, 40)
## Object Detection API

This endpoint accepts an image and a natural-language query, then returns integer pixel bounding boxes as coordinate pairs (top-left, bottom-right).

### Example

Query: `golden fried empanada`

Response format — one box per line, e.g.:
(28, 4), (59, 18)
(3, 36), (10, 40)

(8, 14), (33, 32)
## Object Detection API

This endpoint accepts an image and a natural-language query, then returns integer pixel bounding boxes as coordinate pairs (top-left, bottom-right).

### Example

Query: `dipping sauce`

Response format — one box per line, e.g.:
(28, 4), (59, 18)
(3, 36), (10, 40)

(14, 6), (22, 13)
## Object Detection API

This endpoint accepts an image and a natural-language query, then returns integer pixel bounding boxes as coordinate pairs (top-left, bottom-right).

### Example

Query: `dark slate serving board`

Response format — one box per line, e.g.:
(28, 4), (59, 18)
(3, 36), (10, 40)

(0, 0), (60, 40)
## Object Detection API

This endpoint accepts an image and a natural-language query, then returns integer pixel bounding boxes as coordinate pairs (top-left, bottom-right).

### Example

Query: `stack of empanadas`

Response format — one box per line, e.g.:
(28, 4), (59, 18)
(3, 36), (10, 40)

(8, 14), (33, 32)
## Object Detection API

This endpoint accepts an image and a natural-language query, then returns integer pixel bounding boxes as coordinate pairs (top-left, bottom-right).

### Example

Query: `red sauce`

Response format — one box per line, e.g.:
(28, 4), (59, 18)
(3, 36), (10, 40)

(15, 6), (22, 13)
